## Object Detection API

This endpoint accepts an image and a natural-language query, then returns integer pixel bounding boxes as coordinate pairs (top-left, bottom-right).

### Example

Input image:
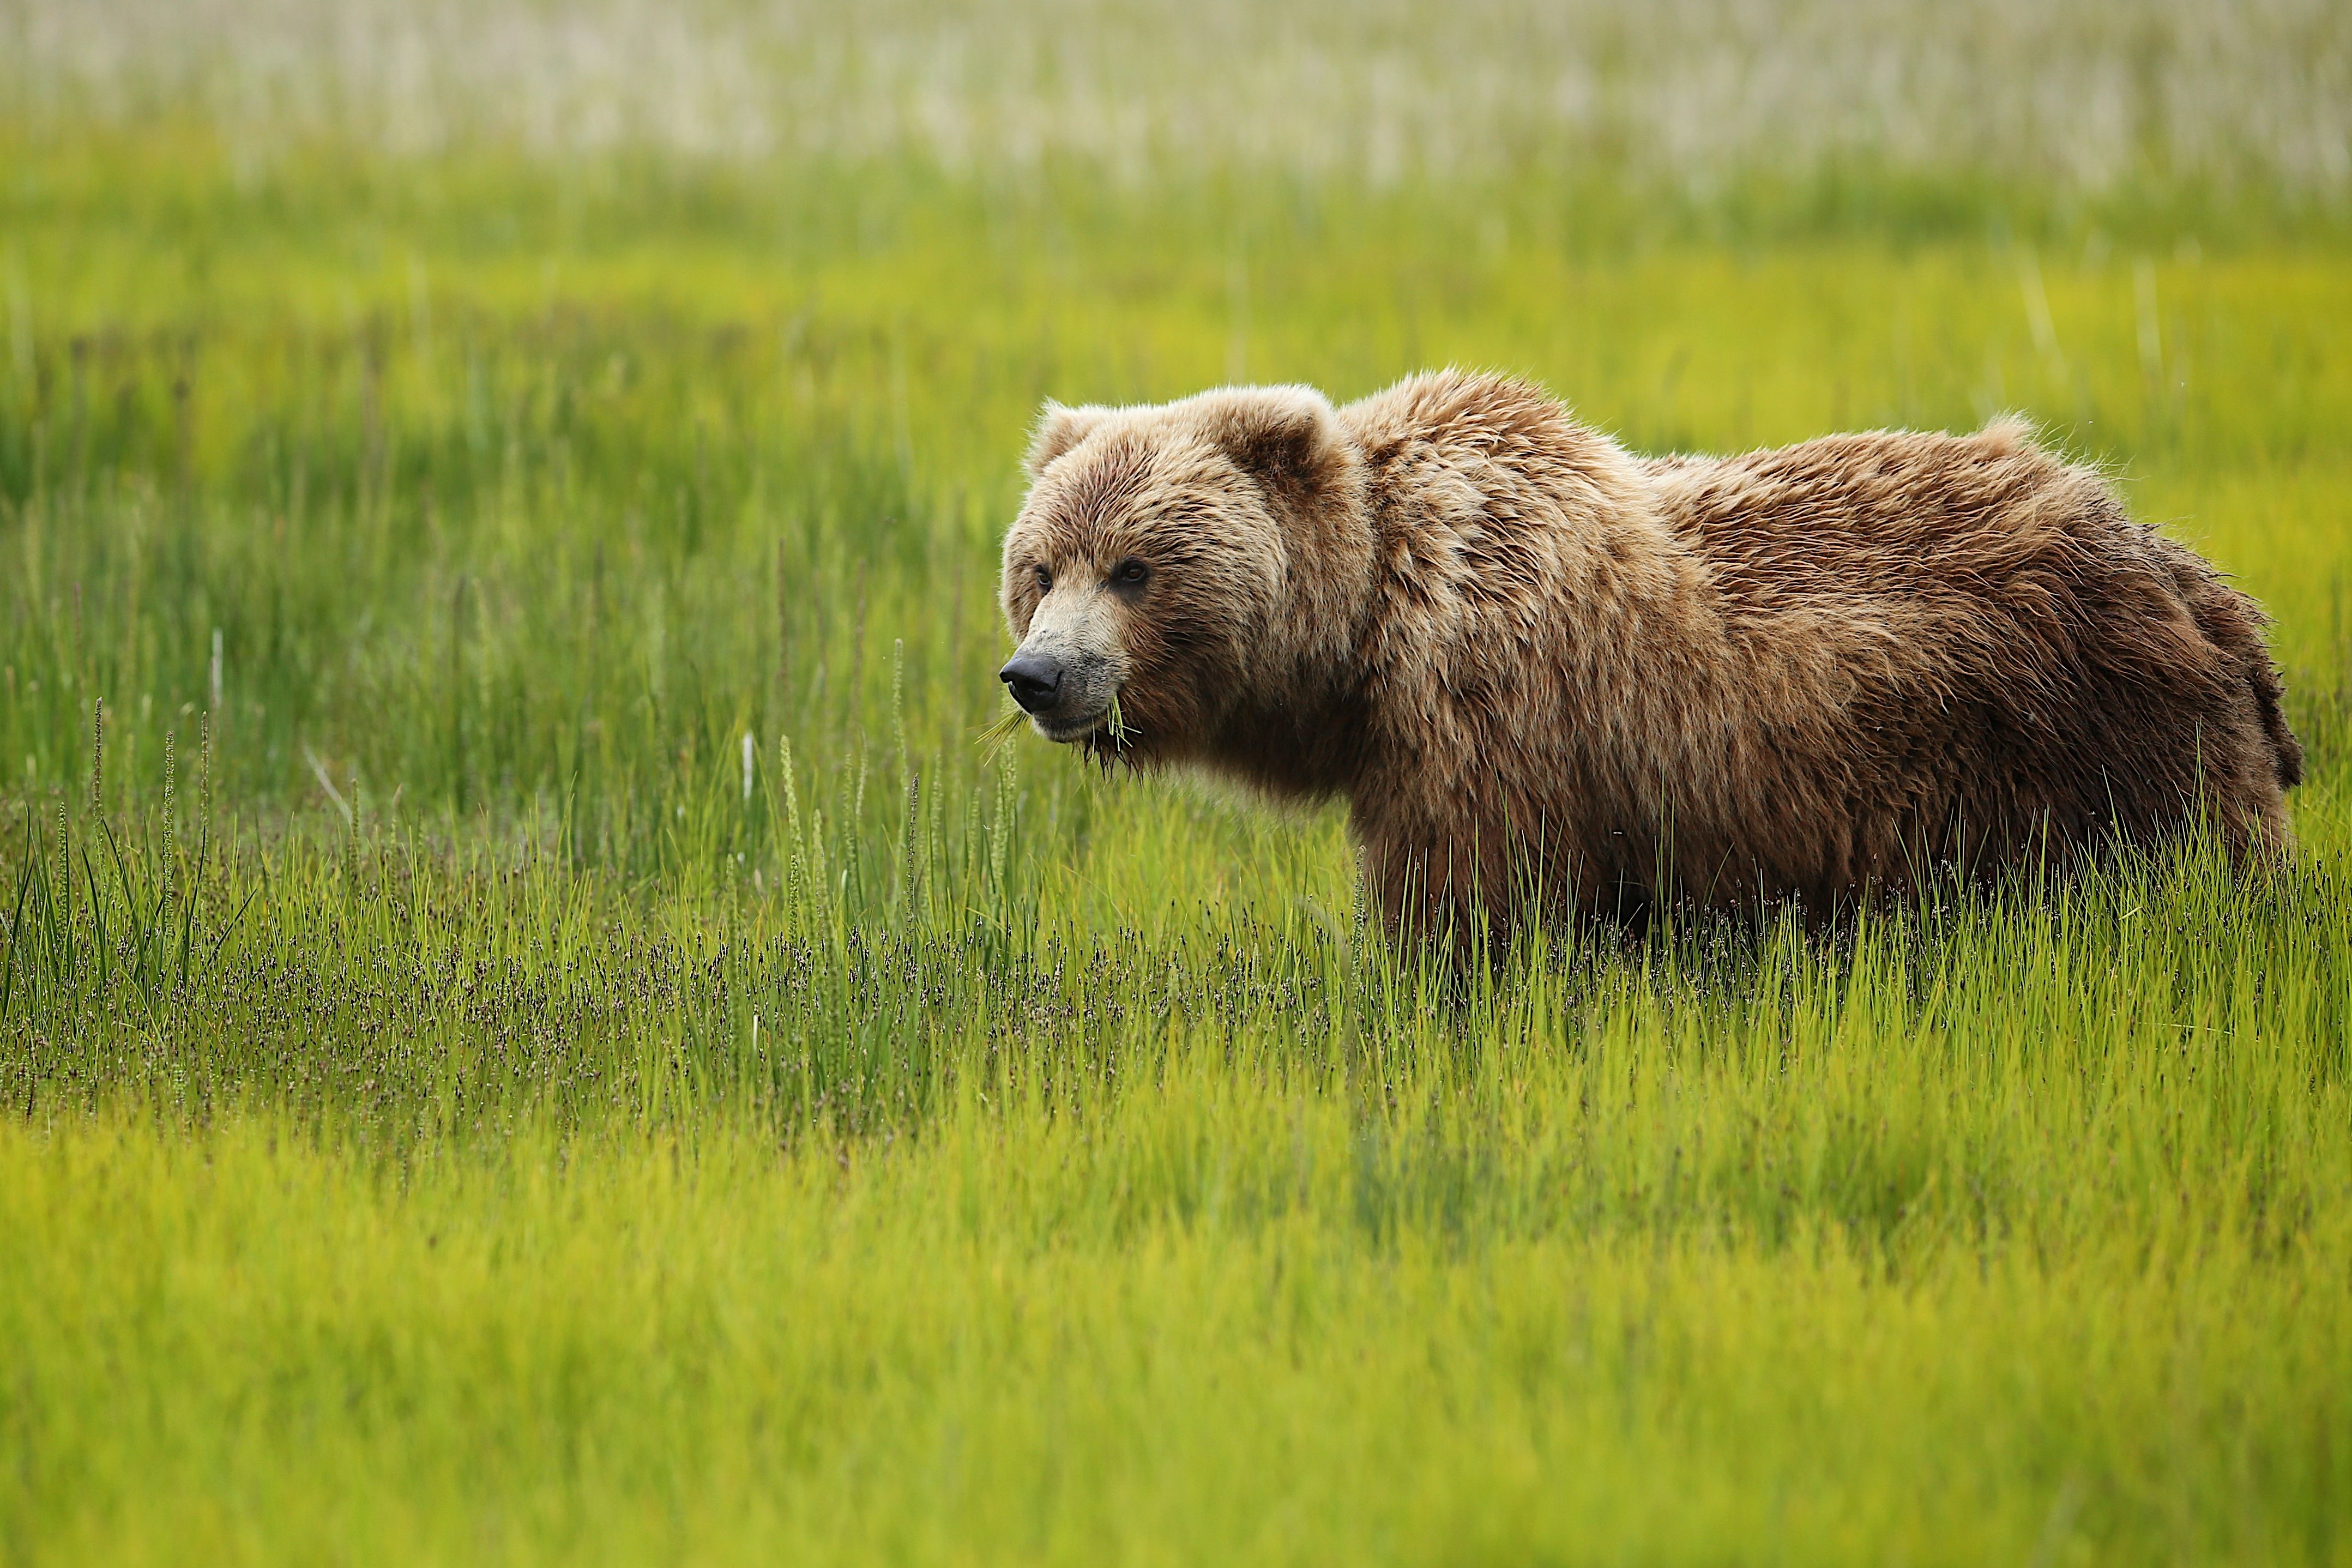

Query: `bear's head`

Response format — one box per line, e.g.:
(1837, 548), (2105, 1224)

(998, 384), (1373, 774)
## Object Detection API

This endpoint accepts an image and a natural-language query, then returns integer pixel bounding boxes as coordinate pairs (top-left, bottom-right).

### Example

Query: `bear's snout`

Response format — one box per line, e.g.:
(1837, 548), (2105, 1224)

(999, 651), (1064, 713)
(1003, 584), (1129, 740)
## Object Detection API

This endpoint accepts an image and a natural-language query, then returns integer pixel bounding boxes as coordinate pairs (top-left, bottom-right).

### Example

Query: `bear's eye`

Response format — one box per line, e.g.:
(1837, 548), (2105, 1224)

(1111, 558), (1149, 589)
(1033, 565), (1053, 592)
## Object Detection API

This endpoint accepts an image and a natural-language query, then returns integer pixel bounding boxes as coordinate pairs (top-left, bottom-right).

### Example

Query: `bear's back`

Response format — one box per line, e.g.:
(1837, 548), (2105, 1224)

(1643, 421), (2141, 632)
(1642, 420), (2295, 878)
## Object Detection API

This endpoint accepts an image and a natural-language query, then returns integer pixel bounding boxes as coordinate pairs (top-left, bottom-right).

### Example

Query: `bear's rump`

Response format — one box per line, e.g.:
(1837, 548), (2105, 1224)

(1630, 430), (2289, 899)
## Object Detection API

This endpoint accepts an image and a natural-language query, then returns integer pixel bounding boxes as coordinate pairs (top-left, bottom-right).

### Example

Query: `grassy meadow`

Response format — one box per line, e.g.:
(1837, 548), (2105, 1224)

(5, 14), (2352, 1560)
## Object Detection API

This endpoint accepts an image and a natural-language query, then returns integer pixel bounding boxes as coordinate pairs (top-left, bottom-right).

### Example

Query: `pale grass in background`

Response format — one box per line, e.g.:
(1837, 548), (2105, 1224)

(4, 0), (2348, 192)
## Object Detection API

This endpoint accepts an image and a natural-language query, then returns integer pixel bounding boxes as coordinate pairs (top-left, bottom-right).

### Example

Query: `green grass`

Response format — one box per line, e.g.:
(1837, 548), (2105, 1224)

(3, 125), (2351, 1564)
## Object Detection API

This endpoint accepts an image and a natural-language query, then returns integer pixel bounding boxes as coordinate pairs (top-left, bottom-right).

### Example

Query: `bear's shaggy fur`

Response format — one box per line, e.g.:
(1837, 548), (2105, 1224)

(998, 371), (2301, 939)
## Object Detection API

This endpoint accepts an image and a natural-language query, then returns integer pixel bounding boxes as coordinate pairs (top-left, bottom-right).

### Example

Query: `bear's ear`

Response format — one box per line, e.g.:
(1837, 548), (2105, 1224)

(1195, 385), (1348, 505)
(1024, 402), (1112, 477)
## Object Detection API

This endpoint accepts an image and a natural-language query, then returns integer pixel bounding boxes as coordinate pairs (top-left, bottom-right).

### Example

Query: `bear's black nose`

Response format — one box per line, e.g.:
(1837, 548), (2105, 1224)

(1000, 652), (1064, 713)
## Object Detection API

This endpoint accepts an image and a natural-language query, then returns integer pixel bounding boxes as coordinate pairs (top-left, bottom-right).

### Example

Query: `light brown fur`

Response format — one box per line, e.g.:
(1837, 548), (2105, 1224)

(1000, 371), (2301, 941)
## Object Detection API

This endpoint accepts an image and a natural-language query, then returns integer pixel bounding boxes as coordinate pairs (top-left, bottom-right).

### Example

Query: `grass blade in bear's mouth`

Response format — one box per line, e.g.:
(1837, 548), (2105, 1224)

(981, 692), (1130, 763)
(1081, 693), (1136, 769)
(978, 703), (1029, 764)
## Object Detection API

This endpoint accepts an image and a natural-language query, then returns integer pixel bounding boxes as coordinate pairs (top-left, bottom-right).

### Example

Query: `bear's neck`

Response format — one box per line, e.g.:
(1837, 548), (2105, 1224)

(1210, 407), (1725, 813)
(1189, 527), (1385, 803)
(1186, 393), (1730, 814)
(1197, 676), (1381, 801)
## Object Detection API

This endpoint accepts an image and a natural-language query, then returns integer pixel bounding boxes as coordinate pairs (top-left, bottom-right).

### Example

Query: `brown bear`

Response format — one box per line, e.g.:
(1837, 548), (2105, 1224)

(997, 370), (2302, 941)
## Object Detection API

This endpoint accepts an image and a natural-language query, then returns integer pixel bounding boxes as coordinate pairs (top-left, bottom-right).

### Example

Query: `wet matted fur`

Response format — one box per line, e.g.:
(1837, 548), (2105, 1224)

(998, 370), (2302, 942)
